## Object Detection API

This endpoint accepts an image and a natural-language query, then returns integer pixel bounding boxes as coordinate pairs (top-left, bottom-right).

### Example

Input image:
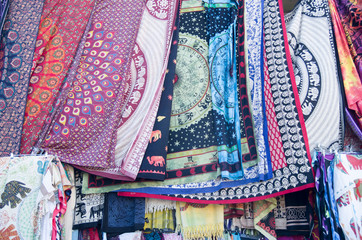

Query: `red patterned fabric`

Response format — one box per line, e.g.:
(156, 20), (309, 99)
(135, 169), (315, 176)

(263, 51), (287, 171)
(20, 0), (95, 153)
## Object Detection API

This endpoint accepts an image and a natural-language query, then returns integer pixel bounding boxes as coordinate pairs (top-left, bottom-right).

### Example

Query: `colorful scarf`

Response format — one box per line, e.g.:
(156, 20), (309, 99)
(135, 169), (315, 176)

(41, 0), (146, 171)
(137, 3), (181, 180)
(207, 4), (244, 180)
(329, 0), (362, 139)
(313, 152), (344, 240)
(20, 0), (95, 154)
(176, 202), (224, 240)
(102, 193), (145, 234)
(245, 0), (271, 178)
(116, 0), (314, 203)
(285, 0), (344, 151)
(236, 0), (259, 171)
(81, 0), (220, 193)
(0, 0), (44, 156)
(144, 209), (175, 231)
(253, 198), (277, 240)
(335, 0), (362, 80)
(0, 0), (8, 32)
(334, 153), (362, 240)
(275, 190), (314, 237)
(71, 0), (179, 181)
(0, 155), (60, 239)
(145, 198), (176, 213)
(73, 170), (104, 229)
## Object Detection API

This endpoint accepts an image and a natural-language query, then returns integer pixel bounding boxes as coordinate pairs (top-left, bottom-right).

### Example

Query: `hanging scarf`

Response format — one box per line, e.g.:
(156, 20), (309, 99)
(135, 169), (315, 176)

(137, 2), (181, 180)
(245, 0), (271, 179)
(20, 0), (95, 154)
(101, 193), (145, 234)
(73, 169), (104, 230)
(334, 153), (362, 240)
(81, 0), (270, 196)
(329, 0), (362, 140)
(40, 0), (146, 172)
(144, 209), (175, 231)
(335, 0), (362, 80)
(116, 0), (314, 203)
(0, 0), (8, 32)
(285, 0), (344, 151)
(236, 0), (259, 171)
(81, 0), (220, 193)
(253, 198), (277, 240)
(0, 155), (60, 239)
(207, 4), (244, 180)
(145, 198), (177, 213)
(0, 0), (44, 156)
(71, 0), (179, 181)
(176, 202), (224, 240)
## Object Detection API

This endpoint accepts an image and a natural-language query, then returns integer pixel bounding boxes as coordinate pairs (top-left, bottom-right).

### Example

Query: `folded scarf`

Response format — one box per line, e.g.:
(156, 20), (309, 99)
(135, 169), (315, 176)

(176, 202), (224, 240)
(102, 193), (145, 234)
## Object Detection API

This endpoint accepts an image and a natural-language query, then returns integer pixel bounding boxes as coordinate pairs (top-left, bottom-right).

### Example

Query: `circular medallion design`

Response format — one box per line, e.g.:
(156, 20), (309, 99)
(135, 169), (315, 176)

(146, 0), (170, 20)
(288, 32), (321, 121)
(120, 43), (147, 122)
(171, 34), (210, 130)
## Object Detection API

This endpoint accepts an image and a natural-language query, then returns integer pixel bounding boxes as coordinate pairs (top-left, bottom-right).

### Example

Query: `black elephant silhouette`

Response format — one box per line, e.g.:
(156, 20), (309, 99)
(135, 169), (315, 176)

(0, 181), (31, 209)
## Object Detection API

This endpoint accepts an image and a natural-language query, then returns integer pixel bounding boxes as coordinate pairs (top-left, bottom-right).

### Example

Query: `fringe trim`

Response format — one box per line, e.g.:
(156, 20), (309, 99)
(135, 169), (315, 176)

(181, 223), (224, 240)
(145, 198), (177, 213)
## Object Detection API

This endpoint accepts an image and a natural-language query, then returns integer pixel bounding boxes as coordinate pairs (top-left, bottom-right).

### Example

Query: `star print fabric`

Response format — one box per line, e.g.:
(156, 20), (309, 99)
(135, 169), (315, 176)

(206, 5), (244, 180)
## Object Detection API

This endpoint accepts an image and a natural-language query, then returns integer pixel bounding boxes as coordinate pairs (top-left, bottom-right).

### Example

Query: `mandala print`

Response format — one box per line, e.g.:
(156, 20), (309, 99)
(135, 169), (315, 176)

(44, 22), (123, 142)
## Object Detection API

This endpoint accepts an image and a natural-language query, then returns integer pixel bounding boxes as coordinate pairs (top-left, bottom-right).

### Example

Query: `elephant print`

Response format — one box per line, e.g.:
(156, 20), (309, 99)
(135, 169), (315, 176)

(149, 130), (162, 143)
(0, 181), (31, 209)
(147, 156), (165, 167)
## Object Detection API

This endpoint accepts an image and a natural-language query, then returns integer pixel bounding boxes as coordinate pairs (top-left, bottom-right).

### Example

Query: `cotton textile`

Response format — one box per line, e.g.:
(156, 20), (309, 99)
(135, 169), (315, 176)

(334, 153), (362, 240)
(207, 5), (244, 180)
(117, 0), (314, 203)
(20, 0), (95, 154)
(0, 155), (62, 239)
(102, 193), (145, 234)
(176, 202), (224, 240)
(73, 170), (104, 229)
(0, 0), (44, 156)
(285, 0), (344, 151)
(41, 0), (146, 174)
(329, 0), (362, 139)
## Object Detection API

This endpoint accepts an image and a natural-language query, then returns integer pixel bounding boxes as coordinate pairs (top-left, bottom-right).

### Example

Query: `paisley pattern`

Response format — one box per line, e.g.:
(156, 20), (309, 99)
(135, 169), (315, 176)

(117, 0), (314, 202)
(20, 0), (95, 154)
(0, 0), (44, 156)
(41, 0), (146, 168)
(245, 0), (271, 178)
(75, 0), (179, 180)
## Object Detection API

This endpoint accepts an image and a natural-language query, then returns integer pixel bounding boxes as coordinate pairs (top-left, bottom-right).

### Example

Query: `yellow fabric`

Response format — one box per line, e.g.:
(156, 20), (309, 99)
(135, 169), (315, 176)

(177, 202), (224, 240)
(144, 209), (175, 231)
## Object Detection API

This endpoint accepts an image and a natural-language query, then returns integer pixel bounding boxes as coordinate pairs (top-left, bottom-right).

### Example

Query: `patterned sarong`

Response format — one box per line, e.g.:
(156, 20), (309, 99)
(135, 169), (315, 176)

(20, 0), (95, 154)
(329, 0), (362, 139)
(116, 0), (314, 202)
(285, 0), (344, 151)
(0, 0), (44, 156)
(41, 0), (146, 172)
(207, 4), (244, 179)
(72, 0), (179, 181)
